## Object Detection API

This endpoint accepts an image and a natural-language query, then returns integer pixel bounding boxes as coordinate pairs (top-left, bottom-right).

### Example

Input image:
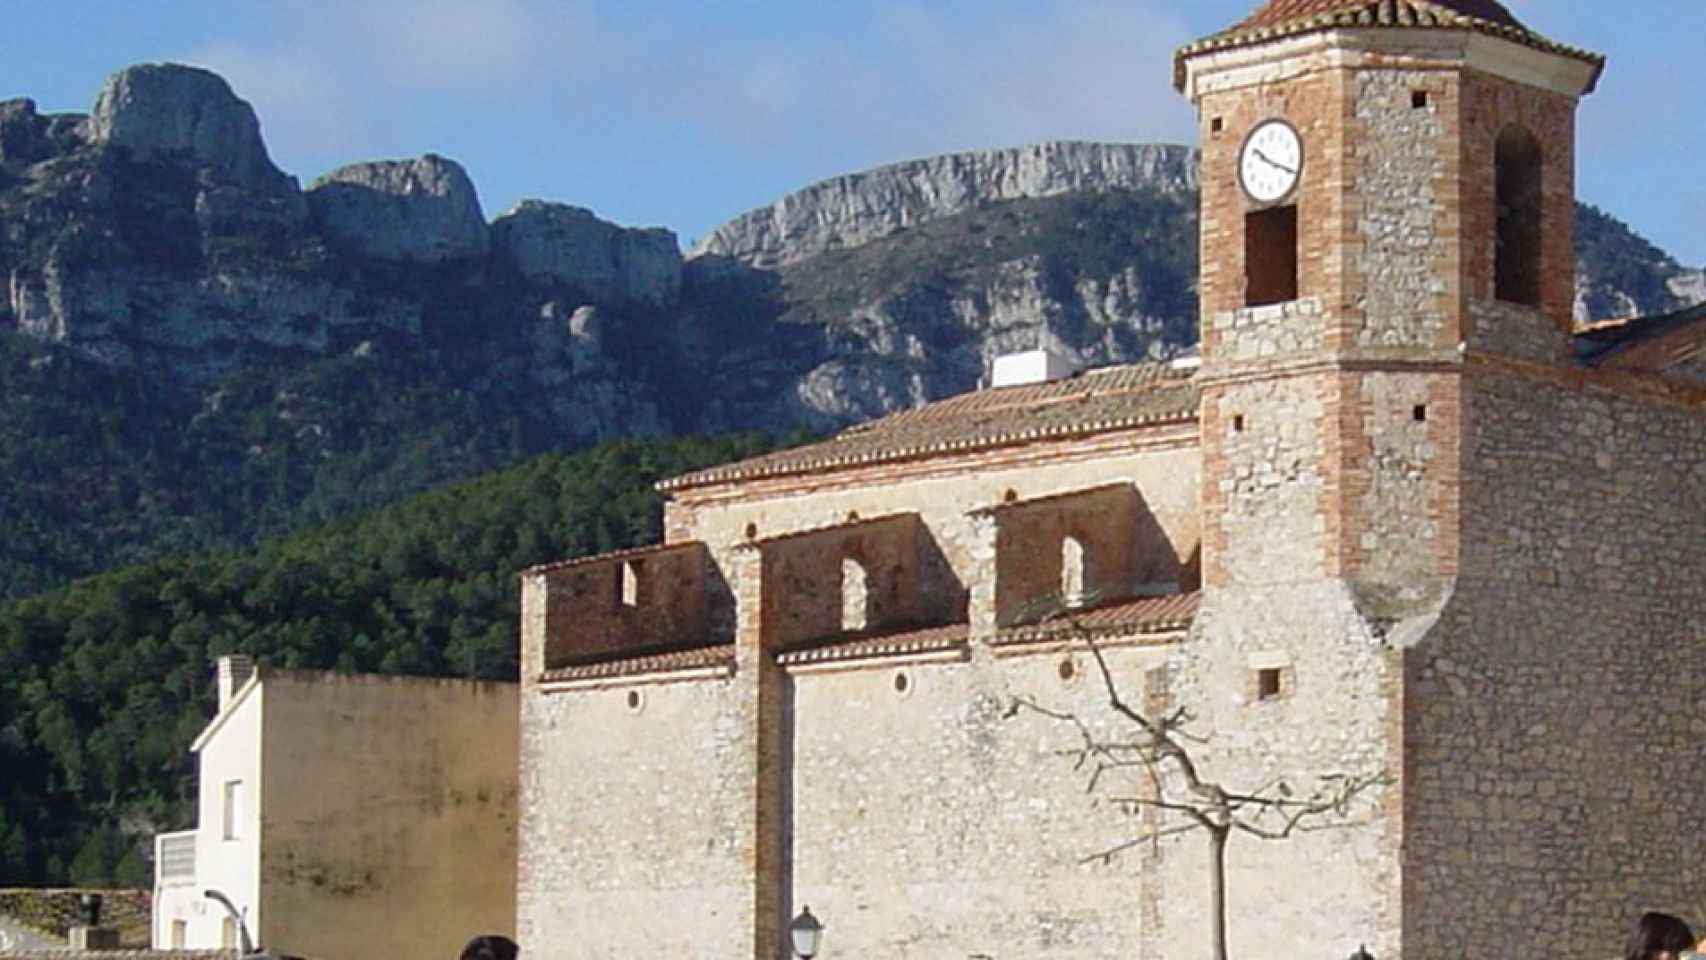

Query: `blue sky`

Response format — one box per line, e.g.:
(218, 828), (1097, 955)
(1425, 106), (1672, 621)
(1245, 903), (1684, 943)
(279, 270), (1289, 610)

(6, 1), (1702, 264)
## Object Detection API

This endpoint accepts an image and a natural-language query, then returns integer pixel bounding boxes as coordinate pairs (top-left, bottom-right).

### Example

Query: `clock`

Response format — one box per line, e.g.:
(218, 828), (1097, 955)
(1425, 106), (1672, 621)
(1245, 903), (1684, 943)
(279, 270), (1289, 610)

(1239, 119), (1303, 204)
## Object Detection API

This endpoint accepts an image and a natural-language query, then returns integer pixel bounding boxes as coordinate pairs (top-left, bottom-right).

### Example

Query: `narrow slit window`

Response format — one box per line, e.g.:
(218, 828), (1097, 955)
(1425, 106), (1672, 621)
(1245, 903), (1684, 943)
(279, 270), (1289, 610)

(1245, 205), (1299, 307)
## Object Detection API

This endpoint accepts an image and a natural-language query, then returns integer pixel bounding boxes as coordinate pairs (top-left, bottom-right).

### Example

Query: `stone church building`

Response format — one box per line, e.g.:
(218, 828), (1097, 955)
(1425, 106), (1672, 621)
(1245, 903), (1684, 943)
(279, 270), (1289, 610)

(518, 2), (1706, 957)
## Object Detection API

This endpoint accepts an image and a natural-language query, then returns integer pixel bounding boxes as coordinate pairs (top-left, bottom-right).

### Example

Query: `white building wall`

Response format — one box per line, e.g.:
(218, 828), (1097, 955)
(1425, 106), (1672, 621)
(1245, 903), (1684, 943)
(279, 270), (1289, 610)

(153, 680), (264, 950)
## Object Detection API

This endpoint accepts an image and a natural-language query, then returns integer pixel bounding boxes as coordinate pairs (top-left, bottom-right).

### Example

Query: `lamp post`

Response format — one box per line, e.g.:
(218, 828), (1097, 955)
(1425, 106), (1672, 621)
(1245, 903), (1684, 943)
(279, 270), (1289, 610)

(203, 890), (257, 956)
(788, 906), (823, 959)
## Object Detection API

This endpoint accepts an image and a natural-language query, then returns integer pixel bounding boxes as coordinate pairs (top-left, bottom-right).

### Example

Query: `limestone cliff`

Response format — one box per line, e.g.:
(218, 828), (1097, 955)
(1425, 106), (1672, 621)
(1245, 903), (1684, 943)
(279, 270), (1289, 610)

(492, 201), (681, 309)
(308, 155), (490, 263)
(88, 63), (299, 199)
(690, 141), (1199, 269)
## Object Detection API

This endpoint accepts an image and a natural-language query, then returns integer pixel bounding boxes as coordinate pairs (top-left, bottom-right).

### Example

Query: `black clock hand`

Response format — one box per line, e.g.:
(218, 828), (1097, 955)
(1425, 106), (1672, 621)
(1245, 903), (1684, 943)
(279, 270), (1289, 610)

(1253, 147), (1297, 175)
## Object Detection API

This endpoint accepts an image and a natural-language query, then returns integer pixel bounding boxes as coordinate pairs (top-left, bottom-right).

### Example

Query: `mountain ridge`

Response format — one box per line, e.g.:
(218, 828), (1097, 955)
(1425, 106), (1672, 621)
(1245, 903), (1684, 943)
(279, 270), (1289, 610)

(0, 61), (1699, 601)
(689, 140), (1200, 269)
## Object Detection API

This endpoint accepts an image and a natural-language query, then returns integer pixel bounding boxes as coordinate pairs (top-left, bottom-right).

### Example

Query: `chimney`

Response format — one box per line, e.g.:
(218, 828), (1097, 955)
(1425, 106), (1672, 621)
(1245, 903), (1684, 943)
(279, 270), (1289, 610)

(217, 655), (255, 712)
(990, 347), (1076, 388)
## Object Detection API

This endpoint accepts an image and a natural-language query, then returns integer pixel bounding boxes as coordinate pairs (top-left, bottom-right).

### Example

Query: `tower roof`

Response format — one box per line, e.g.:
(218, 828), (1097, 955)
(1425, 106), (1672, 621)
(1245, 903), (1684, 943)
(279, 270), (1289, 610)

(1175, 0), (1604, 92)
(1238, 0), (1523, 30)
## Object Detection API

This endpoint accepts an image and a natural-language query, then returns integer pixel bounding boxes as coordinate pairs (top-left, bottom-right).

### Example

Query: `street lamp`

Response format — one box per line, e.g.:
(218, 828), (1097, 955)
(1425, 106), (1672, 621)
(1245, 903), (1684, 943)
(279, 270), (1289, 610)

(203, 890), (257, 956)
(788, 906), (823, 959)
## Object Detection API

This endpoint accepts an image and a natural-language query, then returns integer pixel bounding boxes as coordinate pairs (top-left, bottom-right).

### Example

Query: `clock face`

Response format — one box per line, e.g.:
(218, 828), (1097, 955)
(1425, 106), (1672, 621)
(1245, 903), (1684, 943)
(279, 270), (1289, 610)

(1239, 119), (1303, 204)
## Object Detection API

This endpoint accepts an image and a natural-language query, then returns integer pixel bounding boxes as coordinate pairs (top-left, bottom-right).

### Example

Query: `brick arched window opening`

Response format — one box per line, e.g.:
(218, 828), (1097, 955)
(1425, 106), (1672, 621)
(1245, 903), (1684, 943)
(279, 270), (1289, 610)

(1062, 535), (1088, 609)
(1495, 126), (1543, 307)
(841, 556), (870, 633)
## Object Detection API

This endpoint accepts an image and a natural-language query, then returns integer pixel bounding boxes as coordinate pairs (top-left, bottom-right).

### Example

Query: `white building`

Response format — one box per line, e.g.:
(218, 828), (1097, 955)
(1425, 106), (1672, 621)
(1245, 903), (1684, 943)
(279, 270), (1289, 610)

(153, 658), (518, 959)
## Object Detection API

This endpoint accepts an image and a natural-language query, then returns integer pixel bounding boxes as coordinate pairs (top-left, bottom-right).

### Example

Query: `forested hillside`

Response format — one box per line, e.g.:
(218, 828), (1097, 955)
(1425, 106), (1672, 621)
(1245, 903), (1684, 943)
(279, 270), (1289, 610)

(0, 433), (780, 884)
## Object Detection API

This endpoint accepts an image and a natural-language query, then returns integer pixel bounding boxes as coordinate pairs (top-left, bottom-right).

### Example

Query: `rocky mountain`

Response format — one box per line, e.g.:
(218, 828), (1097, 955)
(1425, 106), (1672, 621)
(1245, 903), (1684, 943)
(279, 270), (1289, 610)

(690, 141), (1199, 269)
(0, 61), (1698, 598)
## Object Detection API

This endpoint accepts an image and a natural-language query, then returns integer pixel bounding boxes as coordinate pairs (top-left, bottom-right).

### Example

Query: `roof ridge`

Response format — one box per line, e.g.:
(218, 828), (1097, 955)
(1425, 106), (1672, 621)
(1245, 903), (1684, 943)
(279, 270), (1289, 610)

(1235, 0), (1524, 31)
(1178, 0), (1603, 92)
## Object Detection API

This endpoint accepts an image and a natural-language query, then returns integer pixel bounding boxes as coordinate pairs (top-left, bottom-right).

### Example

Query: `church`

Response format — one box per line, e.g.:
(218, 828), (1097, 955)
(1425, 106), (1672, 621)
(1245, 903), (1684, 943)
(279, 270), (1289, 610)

(516, 2), (1706, 957)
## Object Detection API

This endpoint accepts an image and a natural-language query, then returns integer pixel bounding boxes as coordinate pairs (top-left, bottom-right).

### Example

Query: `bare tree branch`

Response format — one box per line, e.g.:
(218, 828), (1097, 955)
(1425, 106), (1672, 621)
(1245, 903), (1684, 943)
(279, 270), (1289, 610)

(1005, 591), (1393, 960)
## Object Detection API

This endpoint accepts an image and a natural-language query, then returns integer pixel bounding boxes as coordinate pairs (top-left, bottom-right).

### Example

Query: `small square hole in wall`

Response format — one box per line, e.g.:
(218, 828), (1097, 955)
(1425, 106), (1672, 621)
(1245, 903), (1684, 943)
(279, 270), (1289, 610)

(1256, 668), (1283, 701)
(1211, 116), (1224, 136)
(1413, 404), (1428, 423)
(1412, 90), (1429, 109)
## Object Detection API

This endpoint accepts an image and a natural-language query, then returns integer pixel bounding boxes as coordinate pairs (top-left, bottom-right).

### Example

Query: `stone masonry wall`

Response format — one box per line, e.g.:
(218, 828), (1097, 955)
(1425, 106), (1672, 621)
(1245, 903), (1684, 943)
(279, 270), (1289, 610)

(749, 514), (929, 646)
(788, 644), (1172, 960)
(983, 483), (1179, 627)
(1202, 376), (1327, 587)
(1157, 582), (1402, 960)
(673, 431), (1202, 634)
(1334, 371), (1461, 584)
(533, 542), (711, 668)
(519, 431), (1201, 960)
(517, 678), (756, 958)
(1354, 69), (1454, 350)
(1195, 67), (1341, 333)
(1406, 367), (1706, 956)
(1206, 298), (1326, 362)
(1468, 298), (1570, 366)
(1459, 71), (1579, 336)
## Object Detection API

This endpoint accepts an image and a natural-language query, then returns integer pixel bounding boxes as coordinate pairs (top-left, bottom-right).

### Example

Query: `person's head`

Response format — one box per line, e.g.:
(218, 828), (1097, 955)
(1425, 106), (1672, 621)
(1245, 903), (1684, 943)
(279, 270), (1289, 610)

(1625, 912), (1696, 960)
(460, 935), (518, 960)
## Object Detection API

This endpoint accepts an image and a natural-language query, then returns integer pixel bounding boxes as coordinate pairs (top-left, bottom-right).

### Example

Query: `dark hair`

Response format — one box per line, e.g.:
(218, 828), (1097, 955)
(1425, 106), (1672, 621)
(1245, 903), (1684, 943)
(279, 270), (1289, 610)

(460, 935), (519, 960)
(1625, 912), (1696, 960)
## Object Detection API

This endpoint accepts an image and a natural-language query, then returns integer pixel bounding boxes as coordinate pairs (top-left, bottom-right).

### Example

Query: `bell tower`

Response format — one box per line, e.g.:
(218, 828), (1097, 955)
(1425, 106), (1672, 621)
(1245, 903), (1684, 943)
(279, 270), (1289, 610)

(1175, 0), (1603, 590)
(1155, 7), (1604, 959)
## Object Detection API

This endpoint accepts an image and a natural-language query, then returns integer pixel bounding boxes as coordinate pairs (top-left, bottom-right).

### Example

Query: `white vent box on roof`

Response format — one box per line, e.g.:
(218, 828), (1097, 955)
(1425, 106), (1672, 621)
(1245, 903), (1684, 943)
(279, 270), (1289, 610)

(991, 349), (1076, 388)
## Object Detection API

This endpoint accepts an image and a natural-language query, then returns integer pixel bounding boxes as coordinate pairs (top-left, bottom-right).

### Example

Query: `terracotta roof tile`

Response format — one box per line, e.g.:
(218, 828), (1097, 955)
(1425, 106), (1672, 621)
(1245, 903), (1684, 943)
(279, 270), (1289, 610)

(661, 362), (1198, 492)
(1575, 302), (1706, 369)
(1175, 0), (1603, 92)
(991, 592), (1201, 647)
(1239, 0), (1520, 29)
(539, 644), (735, 684)
(776, 623), (971, 668)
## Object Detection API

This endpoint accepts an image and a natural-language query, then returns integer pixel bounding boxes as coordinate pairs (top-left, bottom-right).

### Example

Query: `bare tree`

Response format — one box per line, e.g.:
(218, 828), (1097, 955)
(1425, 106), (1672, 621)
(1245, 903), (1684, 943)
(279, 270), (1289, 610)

(1005, 597), (1389, 960)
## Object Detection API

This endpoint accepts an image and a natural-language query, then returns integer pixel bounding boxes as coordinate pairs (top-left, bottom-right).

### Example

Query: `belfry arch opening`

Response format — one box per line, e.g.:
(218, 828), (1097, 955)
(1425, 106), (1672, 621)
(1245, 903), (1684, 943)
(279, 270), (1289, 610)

(1061, 535), (1088, 608)
(1495, 126), (1543, 307)
(1245, 205), (1299, 307)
